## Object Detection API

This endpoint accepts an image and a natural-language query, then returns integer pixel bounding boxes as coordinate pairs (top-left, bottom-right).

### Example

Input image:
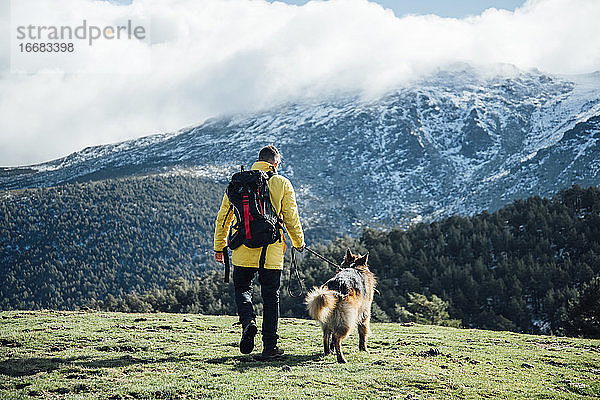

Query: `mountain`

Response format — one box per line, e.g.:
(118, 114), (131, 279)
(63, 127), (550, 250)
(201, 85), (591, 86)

(2, 65), (600, 238)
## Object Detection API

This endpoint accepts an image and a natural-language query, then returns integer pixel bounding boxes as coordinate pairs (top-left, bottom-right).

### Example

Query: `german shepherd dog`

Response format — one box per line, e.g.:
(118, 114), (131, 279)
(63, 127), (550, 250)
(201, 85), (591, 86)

(305, 248), (376, 363)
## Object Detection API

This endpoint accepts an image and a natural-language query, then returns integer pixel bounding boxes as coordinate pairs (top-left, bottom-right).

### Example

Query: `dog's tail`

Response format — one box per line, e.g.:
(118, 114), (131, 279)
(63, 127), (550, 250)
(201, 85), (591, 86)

(305, 286), (338, 322)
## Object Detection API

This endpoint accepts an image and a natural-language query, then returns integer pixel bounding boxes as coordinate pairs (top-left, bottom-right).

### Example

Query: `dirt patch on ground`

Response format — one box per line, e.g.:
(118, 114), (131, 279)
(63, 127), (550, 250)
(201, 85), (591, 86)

(532, 340), (600, 354)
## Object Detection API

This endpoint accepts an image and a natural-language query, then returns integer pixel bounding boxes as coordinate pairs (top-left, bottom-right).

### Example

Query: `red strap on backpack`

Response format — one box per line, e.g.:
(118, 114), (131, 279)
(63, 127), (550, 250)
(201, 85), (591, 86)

(243, 195), (251, 239)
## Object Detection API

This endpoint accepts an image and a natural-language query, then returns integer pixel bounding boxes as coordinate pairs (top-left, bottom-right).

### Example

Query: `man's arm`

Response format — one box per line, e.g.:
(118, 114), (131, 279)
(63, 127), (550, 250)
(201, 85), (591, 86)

(214, 193), (234, 263)
(280, 179), (305, 249)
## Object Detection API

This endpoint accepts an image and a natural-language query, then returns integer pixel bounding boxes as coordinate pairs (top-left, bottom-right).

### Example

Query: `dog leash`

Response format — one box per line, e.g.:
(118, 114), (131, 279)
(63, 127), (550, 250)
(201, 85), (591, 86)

(303, 246), (339, 269)
(287, 247), (304, 298)
(287, 246), (340, 298)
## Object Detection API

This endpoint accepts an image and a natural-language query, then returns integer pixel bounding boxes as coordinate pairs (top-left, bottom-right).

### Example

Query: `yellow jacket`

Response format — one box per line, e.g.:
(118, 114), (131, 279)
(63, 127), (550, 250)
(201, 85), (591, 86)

(214, 161), (304, 269)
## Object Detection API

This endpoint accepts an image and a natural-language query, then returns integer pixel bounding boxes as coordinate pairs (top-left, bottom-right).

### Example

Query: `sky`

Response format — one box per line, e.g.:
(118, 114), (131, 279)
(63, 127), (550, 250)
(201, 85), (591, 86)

(274, 0), (526, 18)
(1, 0), (599, 166)
(109, 0), (527, 18)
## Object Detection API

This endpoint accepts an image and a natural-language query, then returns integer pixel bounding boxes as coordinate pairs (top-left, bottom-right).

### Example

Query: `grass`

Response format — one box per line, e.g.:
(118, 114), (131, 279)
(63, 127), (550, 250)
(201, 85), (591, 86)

(0, 310), (599, 399)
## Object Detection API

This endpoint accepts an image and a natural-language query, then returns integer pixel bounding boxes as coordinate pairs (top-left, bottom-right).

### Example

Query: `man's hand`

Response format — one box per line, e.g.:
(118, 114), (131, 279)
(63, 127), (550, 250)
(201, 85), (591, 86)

(214, 251), (224, 264)
(295, 243), (306, 252)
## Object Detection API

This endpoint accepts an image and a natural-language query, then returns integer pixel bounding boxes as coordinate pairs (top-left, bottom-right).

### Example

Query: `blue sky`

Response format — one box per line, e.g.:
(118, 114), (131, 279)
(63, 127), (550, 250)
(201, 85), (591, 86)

(109, 0), (527, 18)
(272, 0), (527, 18)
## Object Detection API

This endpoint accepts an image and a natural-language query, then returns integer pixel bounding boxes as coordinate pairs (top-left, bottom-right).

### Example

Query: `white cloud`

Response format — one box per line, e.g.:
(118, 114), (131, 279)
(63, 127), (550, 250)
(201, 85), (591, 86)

(1, 0), (599, 166)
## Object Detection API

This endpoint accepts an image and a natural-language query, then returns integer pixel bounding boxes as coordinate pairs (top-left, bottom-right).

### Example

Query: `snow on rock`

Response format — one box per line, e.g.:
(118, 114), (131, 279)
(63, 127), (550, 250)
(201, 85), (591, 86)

(1, 65), (599, 238)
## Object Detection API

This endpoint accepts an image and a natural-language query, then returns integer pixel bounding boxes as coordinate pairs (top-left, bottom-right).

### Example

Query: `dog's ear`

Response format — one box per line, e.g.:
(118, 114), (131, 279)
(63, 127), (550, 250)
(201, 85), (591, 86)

(355, 252), (369, 266)
(344, 248), (353, 263)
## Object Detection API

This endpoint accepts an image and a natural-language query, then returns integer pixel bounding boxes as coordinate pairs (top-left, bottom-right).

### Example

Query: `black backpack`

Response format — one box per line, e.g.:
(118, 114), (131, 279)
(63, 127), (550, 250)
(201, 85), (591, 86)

(221, 167), (282, 281)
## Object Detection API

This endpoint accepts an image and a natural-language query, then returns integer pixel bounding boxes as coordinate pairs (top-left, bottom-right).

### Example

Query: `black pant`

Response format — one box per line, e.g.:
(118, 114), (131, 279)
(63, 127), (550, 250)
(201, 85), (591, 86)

(233, 266), (281, 349)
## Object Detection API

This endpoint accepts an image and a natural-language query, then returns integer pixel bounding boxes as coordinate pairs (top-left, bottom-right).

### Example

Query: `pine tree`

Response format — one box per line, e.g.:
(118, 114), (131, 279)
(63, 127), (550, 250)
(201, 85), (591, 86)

(567, 277), (600, 338)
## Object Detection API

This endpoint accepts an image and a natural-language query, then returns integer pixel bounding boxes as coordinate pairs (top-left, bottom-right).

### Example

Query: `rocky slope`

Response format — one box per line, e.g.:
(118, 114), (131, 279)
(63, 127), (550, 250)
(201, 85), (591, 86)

(2, 65), (599, 237)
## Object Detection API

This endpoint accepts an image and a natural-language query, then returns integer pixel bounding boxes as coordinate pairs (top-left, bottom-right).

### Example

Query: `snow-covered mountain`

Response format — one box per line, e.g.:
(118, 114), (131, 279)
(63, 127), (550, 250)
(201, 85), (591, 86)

(2, 65), (600, 238)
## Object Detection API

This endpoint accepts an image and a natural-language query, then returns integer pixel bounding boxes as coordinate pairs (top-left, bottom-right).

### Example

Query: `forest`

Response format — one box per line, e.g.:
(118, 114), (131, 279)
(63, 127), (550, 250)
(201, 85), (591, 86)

(89, 185), (600, 339)
(1, 176), (599, 337)
(0, 175), (224, 309)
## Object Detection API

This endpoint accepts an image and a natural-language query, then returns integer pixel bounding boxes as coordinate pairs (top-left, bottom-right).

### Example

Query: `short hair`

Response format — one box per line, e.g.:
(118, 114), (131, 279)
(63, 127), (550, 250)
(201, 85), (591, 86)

(258, 145), (282, 164)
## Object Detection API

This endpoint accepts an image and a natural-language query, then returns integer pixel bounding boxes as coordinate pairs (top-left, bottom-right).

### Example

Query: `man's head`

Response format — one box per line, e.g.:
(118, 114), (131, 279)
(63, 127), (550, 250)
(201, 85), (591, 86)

(258, 145), (282, 168)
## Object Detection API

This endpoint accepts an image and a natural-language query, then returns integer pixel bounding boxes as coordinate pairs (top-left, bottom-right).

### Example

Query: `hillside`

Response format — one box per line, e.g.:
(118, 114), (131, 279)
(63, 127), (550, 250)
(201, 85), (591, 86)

(2, 66), (599, 235)
(0, 311), (598, 399)
(0, 175), (225, 310)
(2, 182), (598, 337)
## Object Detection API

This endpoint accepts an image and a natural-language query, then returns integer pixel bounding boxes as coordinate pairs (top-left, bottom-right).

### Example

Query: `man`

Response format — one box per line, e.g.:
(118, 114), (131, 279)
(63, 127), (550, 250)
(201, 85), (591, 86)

(214, 145), (305, 359)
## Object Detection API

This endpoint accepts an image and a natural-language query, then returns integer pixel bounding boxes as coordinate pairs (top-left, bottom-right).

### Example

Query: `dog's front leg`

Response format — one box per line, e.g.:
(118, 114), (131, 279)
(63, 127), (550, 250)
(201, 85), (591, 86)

(358, 320), (370, 353)
(323, 330), (332, 356)
(333, 334), (347, 363)
(330, 334), (335, 354)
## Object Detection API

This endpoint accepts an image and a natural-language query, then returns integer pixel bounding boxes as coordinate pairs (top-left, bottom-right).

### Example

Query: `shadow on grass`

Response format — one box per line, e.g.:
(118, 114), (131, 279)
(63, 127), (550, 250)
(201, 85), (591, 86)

(0, 356), (87, 377)
(206, 352), (325, 371)
(0, 355), (183, 377)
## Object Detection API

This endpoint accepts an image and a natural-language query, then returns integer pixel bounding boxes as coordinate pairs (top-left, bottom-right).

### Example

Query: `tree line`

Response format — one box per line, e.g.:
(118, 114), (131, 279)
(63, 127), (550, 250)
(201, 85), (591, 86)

(1, 176), (598, 337)
(90, 185), (600, 338)
(0, 174), (224, 309)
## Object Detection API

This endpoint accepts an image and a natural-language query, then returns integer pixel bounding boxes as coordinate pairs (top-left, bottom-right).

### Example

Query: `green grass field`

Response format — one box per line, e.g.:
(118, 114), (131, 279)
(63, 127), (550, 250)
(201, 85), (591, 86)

(0, 311), (598, 399)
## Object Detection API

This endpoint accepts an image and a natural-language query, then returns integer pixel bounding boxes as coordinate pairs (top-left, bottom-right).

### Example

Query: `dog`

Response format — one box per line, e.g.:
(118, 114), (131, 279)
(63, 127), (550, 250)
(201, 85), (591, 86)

(305, 248), (376, 363)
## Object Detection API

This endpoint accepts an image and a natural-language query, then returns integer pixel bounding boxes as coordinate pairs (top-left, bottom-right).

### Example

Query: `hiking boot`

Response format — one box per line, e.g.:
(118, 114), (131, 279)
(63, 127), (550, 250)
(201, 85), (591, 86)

(255, 346), (285, 360)
(239, 321), (257, 354)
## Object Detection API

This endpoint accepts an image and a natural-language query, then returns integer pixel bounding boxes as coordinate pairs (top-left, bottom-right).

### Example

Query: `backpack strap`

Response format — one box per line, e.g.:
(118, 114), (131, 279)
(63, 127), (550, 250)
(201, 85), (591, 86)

(242, 195), (251, 239)
(277, 217), (285, 243)
(221, 205), (233, 228)
(223, 246), (231, 283)
(259, 246), (268, 269)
